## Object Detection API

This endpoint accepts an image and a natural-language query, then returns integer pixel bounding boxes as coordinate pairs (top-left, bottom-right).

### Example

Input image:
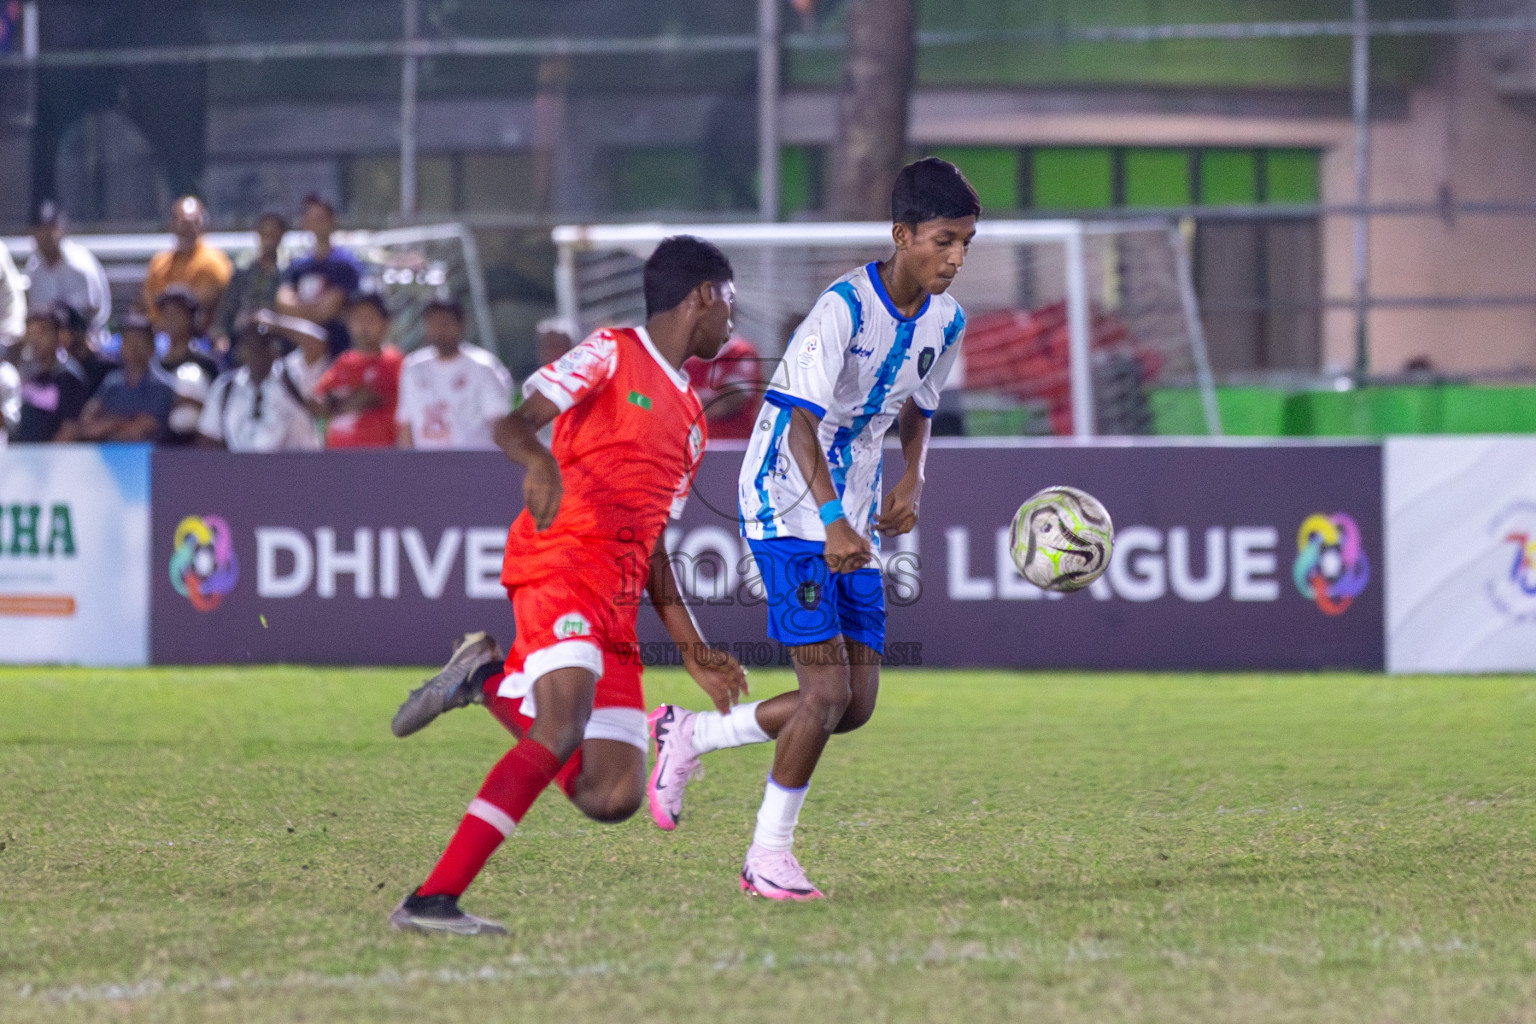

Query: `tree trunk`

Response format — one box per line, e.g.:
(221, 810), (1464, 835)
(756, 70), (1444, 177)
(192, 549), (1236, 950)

(826, 0), (916, 221)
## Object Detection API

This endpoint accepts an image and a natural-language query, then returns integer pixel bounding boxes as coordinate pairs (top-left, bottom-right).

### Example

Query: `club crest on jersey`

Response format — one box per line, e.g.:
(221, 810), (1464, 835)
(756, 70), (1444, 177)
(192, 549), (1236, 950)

(797, 335), (820, 368)
(554, 613), (591, 639)
(627, 390), (653, 411)
(687, 422), (704, 463)
(917, 347), (936, 377)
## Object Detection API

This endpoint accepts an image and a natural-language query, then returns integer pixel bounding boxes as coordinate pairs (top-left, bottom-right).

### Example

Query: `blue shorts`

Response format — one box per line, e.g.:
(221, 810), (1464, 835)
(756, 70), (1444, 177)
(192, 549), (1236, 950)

(747, 537), (886, 655)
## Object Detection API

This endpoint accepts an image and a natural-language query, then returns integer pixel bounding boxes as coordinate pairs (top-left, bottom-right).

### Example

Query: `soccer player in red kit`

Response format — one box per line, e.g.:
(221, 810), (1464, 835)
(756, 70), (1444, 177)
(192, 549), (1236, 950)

(387, 236), (748, 936)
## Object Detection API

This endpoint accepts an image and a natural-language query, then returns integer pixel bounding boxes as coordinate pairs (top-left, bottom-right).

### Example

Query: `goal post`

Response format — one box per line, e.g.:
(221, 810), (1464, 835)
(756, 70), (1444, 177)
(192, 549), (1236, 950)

(551, 219), (1221, 438)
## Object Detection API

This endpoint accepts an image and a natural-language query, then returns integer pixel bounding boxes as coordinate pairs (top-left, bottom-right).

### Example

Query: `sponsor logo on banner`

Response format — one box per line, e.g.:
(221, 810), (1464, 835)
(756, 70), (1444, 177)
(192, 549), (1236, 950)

(1487, 501), (1536, 623)
(1292, 513), (1371, 616)
(169, 515), (240, 612)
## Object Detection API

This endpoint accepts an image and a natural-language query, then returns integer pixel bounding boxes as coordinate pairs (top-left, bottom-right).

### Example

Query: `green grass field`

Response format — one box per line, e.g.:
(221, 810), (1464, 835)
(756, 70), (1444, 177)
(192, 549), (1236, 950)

(3, 667), (1536, 1023)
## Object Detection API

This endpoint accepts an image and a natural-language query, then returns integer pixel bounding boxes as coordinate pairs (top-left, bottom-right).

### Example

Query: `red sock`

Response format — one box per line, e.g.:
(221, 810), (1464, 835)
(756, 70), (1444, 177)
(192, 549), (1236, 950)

(485, 690), (534, 740)
(485, 687), (580, 800)
(417, 739), (563, 898)
(554, 748), (584, 801)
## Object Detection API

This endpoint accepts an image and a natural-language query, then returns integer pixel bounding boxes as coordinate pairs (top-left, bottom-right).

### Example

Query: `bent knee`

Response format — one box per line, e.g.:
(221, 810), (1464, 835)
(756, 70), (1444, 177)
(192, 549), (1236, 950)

(833, 702), (875, 734)
(581, 788), (642, 824)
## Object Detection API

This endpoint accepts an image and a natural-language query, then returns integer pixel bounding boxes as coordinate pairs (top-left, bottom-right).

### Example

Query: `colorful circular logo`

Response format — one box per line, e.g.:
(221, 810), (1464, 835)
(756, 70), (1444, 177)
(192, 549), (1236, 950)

(1293, 512), (1370, 616)
(170, 515), (240, 612)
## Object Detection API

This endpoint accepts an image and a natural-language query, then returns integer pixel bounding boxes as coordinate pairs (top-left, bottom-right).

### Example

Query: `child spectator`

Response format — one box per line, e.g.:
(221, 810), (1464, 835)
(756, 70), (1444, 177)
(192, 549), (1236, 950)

(12, 307), (89, 443)
(59, 303), (117, 396)
(396, 297), (511, 450)
(77, 314), (176, 443)
(313, 293), (402, 449)
(198, 323), (320, 452)
(156, 287), (220, 445)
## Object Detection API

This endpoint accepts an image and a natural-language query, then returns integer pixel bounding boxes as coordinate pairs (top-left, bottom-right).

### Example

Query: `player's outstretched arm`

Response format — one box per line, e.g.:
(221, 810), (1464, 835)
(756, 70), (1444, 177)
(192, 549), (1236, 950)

(647, 530), (747, 713)
(874, 398), (930, 538)
(785, 406), (872, 572)
(493, 392), (564, 530)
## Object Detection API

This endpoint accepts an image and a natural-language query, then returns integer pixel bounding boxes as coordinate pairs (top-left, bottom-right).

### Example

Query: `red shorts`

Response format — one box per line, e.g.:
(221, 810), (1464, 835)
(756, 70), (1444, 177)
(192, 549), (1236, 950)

(496, 575), (644, 715)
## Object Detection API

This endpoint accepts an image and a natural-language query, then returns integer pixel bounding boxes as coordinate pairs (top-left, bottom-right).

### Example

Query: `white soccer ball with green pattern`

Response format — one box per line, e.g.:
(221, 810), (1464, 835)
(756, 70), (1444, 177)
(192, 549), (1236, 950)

(1009, 486), (1115, 593)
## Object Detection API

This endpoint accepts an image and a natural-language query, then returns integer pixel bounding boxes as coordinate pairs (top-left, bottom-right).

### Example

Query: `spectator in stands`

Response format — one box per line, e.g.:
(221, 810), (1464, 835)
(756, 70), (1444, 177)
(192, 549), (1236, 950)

(312, 293), (402, 449)
(156, 287), (219, 445)
(261, 309), (331, 401)
(0, 238), (24, 357)
(684, 335), (764, 440)
(0, 355), (18, 439)
(198, 323), (320, 452)
(275, 195), (361, 359)
(76, 314), (176, 443)
(216, 211), (288, 349)
(143, 196), (233, 336)
(396, 297), (511, 449)
(25, 201), (111, 347)
(12, 307), (88, 443)
(59, 303), (117, 396)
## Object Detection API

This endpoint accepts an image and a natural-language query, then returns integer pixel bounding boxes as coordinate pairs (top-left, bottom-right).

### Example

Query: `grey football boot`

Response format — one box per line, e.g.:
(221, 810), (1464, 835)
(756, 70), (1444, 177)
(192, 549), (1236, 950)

(391, 631), (502, 738)
(389, 892), (509, 936)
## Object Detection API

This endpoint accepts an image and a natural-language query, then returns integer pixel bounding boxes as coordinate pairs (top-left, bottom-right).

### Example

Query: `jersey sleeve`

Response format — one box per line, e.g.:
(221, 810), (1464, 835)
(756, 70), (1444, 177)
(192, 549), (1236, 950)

(763, 291), (854, 419)
(522, 331), (618, 412)
(911, 307), (966, 416)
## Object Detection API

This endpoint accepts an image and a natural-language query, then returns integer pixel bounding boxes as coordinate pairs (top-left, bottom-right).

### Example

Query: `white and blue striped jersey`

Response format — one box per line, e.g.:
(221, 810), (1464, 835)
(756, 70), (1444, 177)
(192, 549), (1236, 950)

(738, 262), (966, 546)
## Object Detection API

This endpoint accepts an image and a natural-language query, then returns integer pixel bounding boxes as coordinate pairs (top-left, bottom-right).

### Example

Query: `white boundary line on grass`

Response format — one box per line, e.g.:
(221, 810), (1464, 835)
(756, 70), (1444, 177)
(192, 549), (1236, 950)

(11, 941), (1033, 1006)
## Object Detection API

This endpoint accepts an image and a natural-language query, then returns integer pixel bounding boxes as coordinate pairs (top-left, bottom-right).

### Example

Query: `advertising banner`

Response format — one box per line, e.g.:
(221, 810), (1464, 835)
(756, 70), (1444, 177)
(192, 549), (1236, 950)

(0, 444), (151, 665)
(151, 450), (521, 665)
(1386, 437), (1536, 673)
(649, 439), (1384, 671)
(153, 441), (1383, 670)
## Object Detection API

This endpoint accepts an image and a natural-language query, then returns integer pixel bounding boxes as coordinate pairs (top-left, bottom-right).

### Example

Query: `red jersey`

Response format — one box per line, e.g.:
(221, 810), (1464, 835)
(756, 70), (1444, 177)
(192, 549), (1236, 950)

(684, 336), (763, 440)
(503, 326), (705, 589)
(315, 346), (403, 448)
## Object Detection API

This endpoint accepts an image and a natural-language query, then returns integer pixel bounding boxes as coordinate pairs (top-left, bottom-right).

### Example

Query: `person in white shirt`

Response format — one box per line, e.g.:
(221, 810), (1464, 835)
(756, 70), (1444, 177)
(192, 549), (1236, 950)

(23, 202), (112, 347)
(0, 238), (24, 355)
(197, 323), (321, 452)
(255, 308), (331, 400)
(395, 297), (511, 450)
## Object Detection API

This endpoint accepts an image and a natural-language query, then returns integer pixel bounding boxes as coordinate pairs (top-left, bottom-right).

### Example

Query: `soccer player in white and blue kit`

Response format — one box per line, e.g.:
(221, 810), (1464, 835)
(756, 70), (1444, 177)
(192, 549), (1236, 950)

(646, 159), (980, 898)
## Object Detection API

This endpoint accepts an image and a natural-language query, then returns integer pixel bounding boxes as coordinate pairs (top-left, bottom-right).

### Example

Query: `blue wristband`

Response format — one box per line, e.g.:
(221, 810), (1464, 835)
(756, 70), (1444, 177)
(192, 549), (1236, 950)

(819, 499), (846, 526)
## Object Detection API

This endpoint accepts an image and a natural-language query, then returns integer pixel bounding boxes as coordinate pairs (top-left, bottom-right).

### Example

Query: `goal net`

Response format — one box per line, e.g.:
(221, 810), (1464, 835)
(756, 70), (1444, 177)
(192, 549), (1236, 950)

(4, 222), (497, 356)
(551, 219), (1221, 437)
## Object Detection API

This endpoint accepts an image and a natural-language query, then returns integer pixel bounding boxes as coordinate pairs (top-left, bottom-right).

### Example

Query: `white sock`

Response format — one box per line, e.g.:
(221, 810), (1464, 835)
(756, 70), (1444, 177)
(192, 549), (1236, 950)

(752, 774), (808, 852)
(691, 700), (770, 755)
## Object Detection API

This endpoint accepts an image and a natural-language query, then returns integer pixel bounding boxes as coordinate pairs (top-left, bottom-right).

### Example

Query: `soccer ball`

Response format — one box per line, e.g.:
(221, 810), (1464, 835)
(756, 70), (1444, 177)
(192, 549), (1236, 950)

(1009, 486), (1115, 593)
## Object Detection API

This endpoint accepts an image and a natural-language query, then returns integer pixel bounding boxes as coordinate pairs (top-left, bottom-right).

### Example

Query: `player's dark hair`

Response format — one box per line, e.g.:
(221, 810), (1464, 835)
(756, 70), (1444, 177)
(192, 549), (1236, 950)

(891, 158), (982, 226)
(643, 235), (734, 318)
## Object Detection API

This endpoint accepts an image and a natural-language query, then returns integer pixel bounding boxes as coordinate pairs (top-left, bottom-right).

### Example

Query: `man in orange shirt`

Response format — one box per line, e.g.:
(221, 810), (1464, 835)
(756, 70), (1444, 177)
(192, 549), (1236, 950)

(312, 293), (402, 448)
(143, 197), (233, 335)
(386, 236), (748, 936)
